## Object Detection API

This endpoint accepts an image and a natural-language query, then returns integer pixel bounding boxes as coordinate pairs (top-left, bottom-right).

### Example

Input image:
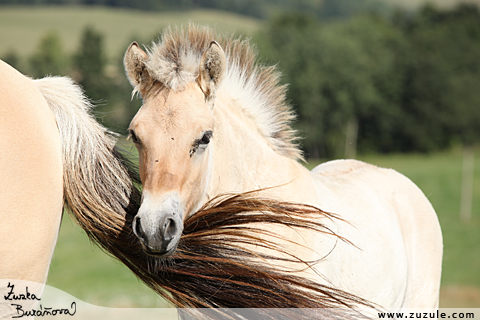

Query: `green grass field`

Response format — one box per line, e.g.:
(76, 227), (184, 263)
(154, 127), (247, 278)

(0, 6), (260, 59)
(47, 145), (480, 308)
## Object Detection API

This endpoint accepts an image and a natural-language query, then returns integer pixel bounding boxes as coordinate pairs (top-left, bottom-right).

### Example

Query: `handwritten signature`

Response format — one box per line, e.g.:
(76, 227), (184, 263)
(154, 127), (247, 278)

(3, 282), (76, 318)
(10, 302), (76, 318)
(4, 282), (40, 301)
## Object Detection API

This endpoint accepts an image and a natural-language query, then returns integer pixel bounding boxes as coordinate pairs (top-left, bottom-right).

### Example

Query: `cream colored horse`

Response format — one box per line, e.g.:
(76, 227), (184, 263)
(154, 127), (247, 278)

(0, 60), (63, 285)
(124, 26), (442, 310)
(0, 60), (137, 298)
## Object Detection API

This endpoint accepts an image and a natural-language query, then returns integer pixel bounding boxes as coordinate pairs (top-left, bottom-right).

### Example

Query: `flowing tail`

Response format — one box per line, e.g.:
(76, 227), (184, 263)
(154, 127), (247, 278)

(33, 76), (141, 253)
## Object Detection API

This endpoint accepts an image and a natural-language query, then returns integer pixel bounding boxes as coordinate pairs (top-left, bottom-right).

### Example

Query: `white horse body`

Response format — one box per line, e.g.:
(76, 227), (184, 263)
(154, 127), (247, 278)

(310, 160), (442, 308)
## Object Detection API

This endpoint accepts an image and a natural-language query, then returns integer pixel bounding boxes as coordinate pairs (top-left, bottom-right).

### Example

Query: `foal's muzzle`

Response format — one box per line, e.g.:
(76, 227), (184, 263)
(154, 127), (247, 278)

(132, 194), (184, 257)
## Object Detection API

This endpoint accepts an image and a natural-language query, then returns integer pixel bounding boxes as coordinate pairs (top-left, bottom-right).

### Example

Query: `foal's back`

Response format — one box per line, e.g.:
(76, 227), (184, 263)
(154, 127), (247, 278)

(310, 159), (442, 308)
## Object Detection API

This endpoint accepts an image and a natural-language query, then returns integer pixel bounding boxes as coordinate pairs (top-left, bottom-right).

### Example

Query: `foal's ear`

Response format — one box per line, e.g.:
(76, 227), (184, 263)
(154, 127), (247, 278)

(197, 41), (226, 99)
(124, 42), (149, 89)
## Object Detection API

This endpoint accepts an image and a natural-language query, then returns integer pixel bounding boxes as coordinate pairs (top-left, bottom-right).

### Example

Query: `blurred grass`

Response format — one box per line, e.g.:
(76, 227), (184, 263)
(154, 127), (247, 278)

(47, 146), (480, 307)
(0, 6), (260, 59)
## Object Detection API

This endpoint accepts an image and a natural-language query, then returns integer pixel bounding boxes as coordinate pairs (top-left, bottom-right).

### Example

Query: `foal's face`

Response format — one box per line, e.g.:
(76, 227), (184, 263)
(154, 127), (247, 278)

(129, 83), (215, 256)
(124, 40), (226, 257)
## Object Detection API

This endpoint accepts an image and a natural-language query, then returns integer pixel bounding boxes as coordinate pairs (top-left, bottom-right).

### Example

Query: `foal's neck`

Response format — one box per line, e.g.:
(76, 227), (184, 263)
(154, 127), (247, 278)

(206, 97), (313, 203)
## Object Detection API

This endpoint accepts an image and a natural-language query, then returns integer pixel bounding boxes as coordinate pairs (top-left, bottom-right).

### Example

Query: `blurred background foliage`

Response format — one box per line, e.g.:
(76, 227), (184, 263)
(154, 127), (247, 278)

(3, 0), (479, 159)
(255, 5), (480, 157)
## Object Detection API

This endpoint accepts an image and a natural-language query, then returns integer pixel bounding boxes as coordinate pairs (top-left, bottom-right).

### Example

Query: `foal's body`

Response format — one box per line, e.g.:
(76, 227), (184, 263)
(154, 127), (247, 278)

(124, 26), (442, 310)
(310, 160), (441, 308)
(146, 84), (442, 308)
(213, 91), (441, 308)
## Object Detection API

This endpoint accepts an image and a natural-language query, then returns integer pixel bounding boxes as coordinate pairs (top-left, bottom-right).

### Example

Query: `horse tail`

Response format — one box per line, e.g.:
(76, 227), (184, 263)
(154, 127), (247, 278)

(32, 76), (141, 247)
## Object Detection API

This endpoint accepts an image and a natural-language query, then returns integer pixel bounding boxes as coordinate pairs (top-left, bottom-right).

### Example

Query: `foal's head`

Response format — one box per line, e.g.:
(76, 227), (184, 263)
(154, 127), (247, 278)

(124, 41), (226, 257)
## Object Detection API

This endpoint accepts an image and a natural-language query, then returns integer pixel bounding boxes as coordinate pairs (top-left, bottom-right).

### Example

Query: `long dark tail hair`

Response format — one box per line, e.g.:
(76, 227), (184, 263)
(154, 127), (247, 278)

(35, 76), (373, 319)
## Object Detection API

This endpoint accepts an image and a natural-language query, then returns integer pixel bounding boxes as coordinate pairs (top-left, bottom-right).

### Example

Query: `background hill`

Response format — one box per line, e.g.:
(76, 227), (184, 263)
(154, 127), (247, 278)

(0, 6), (260, 58)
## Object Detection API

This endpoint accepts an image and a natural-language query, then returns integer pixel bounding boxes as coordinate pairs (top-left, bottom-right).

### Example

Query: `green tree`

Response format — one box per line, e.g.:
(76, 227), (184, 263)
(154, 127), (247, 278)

(401, 4), (480, 150)
(256, 14), (328, 157)
(401, 4), (480, 222)
(72, 26), (121, 130)
(29, 31), (67, 78)
(2, 50), (25, 73)
(318, 0), (389, 20)
(256, 13), (407, 158)
(333, 15), (408, 154)
(73, 26), (111, 102)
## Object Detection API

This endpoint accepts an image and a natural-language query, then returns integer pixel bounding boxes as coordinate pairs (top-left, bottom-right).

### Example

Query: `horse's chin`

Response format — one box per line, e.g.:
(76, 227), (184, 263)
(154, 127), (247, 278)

(142, 242), (178, 258)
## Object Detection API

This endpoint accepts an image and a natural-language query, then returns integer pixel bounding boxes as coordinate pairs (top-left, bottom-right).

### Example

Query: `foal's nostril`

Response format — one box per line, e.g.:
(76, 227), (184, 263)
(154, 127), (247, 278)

(162, 218), (177, 242)
(133, 216), (146, 243)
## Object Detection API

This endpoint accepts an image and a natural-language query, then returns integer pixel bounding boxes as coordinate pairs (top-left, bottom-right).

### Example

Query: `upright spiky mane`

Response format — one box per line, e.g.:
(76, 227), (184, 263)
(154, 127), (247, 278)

(142, 25), (303, 161)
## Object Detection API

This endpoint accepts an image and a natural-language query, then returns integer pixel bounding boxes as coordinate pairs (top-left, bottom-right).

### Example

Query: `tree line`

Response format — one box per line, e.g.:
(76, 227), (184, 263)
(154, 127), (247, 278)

(256, 4), (480, 158)
(0, 0), (388, 20)
(3, 4), (480, 158)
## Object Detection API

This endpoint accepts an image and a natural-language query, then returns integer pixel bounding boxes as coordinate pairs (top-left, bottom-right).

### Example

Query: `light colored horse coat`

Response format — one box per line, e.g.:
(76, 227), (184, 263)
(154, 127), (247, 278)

(0, 60), (63, 284)
(124, 26), (443, 309)
(0, 60), (138, 297)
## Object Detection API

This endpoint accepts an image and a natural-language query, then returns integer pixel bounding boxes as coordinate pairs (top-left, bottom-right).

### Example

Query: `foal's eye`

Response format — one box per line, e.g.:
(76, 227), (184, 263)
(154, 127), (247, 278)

(199, 131), (213, 145)
(190, 131), (213, 157)
(129, 129), (140, 144)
